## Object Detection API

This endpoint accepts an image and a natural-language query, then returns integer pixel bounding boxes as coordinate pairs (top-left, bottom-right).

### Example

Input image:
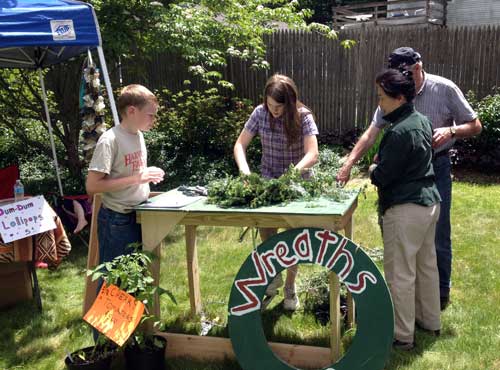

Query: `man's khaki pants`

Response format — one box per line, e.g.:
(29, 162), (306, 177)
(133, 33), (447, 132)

(383, 203), (441, 343)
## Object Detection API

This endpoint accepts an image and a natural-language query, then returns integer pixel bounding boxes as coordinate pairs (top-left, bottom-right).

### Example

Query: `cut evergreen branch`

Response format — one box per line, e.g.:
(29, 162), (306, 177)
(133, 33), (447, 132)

(207, 150), (358, 208)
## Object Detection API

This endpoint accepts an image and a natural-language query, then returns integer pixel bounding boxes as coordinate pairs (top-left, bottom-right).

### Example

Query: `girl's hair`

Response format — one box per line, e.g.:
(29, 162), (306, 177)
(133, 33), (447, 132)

(375, 69), (416, 103)
(263, 74), (309, 144)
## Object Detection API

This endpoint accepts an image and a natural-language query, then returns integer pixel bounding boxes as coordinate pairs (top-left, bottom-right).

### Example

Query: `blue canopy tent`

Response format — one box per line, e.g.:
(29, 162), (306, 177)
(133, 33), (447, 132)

(0, 0), (120, 196)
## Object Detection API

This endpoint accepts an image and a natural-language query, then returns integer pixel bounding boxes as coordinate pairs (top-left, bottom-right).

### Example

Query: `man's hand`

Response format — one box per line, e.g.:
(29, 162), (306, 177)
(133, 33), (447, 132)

(336, 163), (352, 186)
(432, 127), (453, 148)
(138, 166), (165, 185)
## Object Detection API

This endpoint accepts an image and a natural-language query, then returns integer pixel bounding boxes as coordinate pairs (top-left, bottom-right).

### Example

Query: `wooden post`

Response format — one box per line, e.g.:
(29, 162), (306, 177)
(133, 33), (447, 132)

(151, 241), (163, 318)
(345, 215), (355, 328)
(329, 272), (341, 362)
(185, 225), (201, 315)
(82, 194), (102, 314)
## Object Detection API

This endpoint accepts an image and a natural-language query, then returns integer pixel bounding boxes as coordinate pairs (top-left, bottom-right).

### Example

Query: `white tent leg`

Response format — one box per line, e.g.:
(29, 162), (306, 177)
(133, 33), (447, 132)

(38, 68), (64, 197)
(97, 46), (120, 127)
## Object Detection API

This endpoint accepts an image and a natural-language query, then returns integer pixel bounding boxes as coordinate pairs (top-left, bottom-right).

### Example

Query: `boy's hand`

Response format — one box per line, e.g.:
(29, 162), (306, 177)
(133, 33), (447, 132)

(138, 166), (165, 185)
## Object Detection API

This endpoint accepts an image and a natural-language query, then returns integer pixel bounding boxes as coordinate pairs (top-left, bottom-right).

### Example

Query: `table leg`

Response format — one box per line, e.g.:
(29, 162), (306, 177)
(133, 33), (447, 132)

(344, 215), (355, 328)
(151, 241), (163, 318)
(83, 194), (102, 315)
(329, 272), (341, 362)
(186, 225), (201, 316)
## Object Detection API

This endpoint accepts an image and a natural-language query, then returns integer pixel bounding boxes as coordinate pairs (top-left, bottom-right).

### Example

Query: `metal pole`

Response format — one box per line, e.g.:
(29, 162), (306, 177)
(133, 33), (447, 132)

(38, 68), (64, 197)
(96, 46), (120, 126)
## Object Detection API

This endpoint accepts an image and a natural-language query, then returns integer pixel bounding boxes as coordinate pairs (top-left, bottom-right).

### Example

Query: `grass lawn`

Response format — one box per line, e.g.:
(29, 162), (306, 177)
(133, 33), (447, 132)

(0, 172), (499, 370)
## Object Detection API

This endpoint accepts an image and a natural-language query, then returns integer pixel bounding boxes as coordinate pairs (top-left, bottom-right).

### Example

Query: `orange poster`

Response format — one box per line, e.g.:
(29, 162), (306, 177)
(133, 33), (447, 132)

(84, 284), (144, 346)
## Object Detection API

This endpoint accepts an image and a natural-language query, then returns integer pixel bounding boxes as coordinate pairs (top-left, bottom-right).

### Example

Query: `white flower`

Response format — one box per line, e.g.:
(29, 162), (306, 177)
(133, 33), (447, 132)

(256, 5), (264, 11)
(92, 78), (101, 88)
(95, 124), (107, 134)
(83, 142), (97, 151)
(94, 96), (106, 113)
(82, 117), (95, 128)
(83, 69), (91, 83)
(83, 94), (94, 108)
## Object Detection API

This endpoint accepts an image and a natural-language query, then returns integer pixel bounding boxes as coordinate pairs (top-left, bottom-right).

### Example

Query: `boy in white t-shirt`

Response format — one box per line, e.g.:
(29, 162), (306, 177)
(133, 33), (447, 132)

(86, 84), (164, 265)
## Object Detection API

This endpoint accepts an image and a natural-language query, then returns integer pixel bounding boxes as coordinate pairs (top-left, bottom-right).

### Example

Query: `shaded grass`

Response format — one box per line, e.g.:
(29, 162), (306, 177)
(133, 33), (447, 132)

(0, 173), (498, 369)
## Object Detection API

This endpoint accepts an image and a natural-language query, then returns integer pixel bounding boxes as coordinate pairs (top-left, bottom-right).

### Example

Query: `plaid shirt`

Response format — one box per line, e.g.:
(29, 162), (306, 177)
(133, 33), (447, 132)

(244, 104), (319, 179)
(373, 72), (477, 154)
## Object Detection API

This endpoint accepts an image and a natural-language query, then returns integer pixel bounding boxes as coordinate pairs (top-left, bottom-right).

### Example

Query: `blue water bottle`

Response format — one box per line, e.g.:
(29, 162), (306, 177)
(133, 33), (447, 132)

(14, 179), (24, 202)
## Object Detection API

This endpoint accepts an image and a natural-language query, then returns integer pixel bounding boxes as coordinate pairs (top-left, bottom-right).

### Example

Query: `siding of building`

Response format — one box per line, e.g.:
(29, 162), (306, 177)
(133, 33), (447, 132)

(447, 0), (500, 26)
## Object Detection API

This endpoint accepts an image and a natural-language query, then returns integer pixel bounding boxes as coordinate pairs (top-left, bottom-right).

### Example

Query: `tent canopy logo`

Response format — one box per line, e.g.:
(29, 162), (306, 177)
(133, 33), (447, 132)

(51, 20), (75, 41)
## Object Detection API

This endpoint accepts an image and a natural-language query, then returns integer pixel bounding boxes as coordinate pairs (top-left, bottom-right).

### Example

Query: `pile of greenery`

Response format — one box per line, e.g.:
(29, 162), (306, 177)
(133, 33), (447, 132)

(207, 148), (355, 208)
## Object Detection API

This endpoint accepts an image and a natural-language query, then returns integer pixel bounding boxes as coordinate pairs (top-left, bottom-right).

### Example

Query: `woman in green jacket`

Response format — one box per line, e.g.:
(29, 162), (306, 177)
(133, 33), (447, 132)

(370, 69), (441, 351)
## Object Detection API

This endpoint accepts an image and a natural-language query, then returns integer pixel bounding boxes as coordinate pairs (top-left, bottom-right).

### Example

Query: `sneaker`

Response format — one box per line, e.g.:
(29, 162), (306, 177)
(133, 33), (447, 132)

(265, 274), (284, 297)
(283, 286), (299, 311)
(393, 339), (415, 351)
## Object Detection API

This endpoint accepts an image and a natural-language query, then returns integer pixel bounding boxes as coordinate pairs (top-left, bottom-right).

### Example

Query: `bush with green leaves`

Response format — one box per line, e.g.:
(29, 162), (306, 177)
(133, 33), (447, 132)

(145, 88), (259, 187)
(458, 90), (500, 169)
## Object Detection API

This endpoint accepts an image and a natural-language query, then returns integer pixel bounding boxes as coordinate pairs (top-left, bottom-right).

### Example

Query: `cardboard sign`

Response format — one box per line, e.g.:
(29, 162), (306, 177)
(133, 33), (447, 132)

(228, 228), (394, 370)
(84, 284), (144, 347)
(0, 196), (56, 243)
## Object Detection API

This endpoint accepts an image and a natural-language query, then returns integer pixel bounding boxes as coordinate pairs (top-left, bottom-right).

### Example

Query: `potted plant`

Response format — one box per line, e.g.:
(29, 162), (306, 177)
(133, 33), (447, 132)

(65, 326), (116, 370)
(88, 244), (176, 370)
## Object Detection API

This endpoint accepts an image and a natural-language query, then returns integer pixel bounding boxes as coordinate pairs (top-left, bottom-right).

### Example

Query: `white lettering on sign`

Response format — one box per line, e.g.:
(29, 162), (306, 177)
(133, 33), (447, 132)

(230, 229), (378, 316)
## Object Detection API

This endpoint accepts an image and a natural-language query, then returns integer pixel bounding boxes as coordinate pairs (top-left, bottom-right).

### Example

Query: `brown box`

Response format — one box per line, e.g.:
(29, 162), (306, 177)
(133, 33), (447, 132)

(0, 262), (33, 308)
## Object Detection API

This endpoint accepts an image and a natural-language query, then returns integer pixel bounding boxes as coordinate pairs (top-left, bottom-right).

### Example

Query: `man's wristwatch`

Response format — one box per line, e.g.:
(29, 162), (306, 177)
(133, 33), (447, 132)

(449, 126), (457, 138)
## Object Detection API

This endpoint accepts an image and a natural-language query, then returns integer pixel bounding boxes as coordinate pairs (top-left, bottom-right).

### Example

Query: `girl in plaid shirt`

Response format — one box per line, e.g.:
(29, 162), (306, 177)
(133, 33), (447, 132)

(234, 74), (319, 310)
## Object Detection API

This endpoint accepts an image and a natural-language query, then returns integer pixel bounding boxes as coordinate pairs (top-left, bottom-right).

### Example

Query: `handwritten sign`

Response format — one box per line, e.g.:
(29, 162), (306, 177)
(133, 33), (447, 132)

(0, 196), (56, 243)
(228, 228), (394, 370)
(84, 284), (144, 347)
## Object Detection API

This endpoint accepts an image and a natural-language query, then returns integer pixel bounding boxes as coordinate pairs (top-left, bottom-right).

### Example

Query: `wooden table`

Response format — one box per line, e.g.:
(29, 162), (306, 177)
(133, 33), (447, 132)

(134, 188), (359, 368)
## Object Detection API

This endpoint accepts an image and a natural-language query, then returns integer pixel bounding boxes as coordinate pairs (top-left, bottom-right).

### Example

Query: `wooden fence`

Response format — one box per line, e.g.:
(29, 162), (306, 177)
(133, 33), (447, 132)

(120, 25), (500, 135)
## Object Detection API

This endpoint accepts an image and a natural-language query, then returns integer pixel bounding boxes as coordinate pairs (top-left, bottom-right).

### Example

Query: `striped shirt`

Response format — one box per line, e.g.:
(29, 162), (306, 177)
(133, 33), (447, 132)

(372, 72), (477, 153)
(244, 104), (319, 179)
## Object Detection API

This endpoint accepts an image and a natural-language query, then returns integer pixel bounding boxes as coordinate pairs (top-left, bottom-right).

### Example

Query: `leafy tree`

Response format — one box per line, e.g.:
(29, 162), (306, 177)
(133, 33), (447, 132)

(0, 0), (338, 192)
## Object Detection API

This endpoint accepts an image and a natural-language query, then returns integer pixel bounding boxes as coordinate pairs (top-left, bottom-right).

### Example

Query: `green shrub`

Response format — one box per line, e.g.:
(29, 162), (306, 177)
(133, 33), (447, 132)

(145, 88), (258, 187)
(359, 129), (383, 169)
(457, 91), (500, 170)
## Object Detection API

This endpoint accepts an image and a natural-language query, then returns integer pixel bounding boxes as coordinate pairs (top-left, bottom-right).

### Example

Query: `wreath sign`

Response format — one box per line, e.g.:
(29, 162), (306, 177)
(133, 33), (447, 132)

(228, 228), (394, 370)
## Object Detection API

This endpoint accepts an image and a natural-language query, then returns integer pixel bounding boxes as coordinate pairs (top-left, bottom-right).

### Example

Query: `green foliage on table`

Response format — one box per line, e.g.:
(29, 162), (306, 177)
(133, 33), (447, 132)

(207, 163), (353, 208)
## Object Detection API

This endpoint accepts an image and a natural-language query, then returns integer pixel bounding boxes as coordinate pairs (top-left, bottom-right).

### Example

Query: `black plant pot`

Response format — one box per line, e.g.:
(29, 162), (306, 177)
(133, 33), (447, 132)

(124, 336), (167, 370)
(65, 346), (114, 370)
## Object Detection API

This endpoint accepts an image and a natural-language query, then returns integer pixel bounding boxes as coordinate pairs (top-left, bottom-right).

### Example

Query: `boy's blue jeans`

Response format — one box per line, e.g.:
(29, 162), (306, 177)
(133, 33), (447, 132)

(93, 205), (142, 341)
(97, 206), (142, 264)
